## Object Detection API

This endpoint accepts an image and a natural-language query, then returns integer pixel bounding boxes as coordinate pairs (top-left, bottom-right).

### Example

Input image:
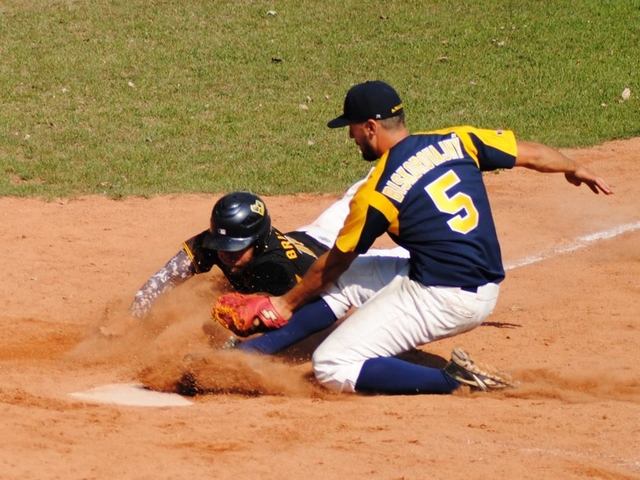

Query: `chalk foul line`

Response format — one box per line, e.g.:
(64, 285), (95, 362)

(504, 221), (640, 271)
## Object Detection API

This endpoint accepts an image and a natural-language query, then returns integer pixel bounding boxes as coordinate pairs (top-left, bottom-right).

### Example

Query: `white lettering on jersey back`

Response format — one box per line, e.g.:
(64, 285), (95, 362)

(382, 134), (464, 202)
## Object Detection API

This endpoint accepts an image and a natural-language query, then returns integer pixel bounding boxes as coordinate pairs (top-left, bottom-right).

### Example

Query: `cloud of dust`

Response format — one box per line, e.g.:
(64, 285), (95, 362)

(139, 348), (318, 398)
(502, 368), (640, 403)
(67, 287), (639, 403)
(67, 288), (321, 398)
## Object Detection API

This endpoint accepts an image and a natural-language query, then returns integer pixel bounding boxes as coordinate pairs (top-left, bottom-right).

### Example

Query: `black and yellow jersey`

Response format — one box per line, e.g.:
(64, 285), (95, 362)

(335, 126), (517, 288)
(184, 228), (327, 295)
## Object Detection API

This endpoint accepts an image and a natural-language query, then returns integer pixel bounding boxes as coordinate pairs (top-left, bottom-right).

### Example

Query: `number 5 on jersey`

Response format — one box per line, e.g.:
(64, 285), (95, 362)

(425, 170), (479, 234)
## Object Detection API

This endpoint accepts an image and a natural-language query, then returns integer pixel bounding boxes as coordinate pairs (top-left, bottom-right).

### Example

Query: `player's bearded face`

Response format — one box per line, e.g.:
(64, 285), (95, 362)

(359, 140), (378, 161)
(218, 246), (255, 272)
(349, 123), (378, 162)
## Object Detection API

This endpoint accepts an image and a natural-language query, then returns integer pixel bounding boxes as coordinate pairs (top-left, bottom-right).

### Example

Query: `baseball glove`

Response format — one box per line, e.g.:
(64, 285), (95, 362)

(211, 292), (288, 337)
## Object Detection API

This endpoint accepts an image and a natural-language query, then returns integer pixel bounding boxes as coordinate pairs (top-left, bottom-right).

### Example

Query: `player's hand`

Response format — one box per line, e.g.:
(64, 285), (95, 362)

(564, 167), (613, 195)
(268, 296), (294, 323)
(129, 293), (152, 320)
(211, 293), (289, 337)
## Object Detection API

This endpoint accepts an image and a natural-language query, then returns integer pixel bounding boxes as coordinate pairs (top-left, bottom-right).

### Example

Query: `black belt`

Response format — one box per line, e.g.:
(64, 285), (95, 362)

(460, 285), (479, 293)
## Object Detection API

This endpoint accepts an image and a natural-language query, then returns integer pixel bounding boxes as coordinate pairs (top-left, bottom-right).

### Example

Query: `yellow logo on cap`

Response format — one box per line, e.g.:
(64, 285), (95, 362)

(250, 199), (265, 216)
(391, 103), (403, 113)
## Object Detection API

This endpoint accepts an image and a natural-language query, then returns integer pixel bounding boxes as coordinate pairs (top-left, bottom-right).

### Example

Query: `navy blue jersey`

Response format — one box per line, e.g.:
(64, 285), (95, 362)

(335, 126), (517, 288)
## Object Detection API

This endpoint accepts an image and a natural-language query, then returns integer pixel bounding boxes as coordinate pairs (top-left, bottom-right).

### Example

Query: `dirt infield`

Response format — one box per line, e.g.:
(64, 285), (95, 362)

(1, 138), (639, 479)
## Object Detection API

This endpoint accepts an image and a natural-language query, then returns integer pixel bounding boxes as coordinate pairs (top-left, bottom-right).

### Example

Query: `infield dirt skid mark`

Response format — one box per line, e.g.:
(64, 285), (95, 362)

(503, 369), (640, 403)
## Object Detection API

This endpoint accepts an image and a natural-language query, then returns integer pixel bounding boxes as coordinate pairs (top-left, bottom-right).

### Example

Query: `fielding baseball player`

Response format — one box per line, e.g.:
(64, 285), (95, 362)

(214, 80), (612, 393)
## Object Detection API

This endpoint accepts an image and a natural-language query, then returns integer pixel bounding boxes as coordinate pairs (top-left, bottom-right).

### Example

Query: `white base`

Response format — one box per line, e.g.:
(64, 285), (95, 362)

(69, 383), (192, 407)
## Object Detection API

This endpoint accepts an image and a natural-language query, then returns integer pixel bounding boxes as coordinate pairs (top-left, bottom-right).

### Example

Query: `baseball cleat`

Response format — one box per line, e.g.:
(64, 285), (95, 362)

(444, 347), (515, 391)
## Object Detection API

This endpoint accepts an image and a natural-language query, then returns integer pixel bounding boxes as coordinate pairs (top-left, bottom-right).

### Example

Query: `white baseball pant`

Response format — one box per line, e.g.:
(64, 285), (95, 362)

(318, 256), (500, 392)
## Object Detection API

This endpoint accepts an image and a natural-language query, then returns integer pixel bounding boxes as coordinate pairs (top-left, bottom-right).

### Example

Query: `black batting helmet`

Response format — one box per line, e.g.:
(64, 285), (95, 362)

(204, 192), (271, 252)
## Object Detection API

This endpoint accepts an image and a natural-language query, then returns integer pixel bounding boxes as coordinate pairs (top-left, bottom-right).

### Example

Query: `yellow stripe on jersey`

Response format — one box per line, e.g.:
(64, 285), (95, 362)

(182, 242), (195, 262)
(335, 154), (400, 253)
(181, 241), (201, 272)
(468, 126), (517, 157)
(284, 234), (318, 259)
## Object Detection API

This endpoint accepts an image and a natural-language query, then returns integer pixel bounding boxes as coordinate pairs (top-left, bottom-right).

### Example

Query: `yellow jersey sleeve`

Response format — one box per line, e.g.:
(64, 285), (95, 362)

(335, 155), (400, 253)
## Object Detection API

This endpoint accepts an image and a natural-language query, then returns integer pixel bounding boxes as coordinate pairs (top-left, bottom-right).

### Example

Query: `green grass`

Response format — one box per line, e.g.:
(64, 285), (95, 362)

(1, 0), (638, 197)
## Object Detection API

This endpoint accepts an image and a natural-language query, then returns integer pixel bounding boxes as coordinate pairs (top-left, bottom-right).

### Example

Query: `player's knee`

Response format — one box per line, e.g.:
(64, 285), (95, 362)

(312, 351), (343, 391)
(312, 347), (358, 393)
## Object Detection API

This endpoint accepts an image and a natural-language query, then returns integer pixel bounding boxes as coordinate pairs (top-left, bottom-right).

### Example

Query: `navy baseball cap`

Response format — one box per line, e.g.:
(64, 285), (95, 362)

(327, 80), (404, 128)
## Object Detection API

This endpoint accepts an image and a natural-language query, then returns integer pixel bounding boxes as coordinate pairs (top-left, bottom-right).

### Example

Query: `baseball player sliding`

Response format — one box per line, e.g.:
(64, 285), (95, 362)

(130, 176), (408, 351)
(213, 80), (612, 394)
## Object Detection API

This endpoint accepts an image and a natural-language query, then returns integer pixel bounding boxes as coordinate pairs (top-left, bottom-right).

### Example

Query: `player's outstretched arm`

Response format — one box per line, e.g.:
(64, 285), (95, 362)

(515, 141), (613, 195)
(130, 249), (196, 319)
(271, 247), (359, 320)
